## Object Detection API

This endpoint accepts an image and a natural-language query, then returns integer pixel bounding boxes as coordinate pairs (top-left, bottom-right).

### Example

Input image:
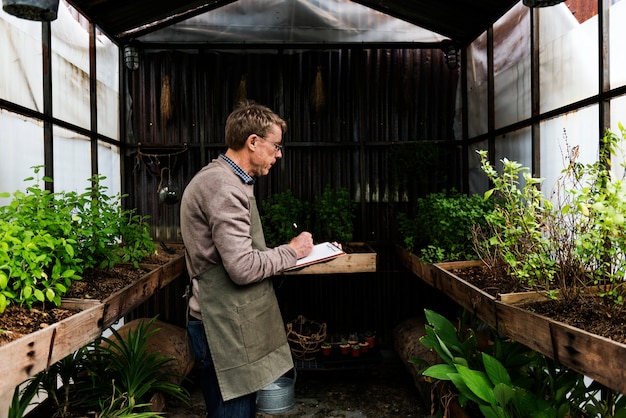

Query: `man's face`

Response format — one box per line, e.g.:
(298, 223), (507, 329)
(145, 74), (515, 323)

(249, 124), (283, 177)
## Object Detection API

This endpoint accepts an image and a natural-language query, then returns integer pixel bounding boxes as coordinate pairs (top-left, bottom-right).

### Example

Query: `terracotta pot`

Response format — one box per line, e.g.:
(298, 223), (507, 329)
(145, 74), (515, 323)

(365, 335), (375, 349)
(321, 345), (332, 356)
(359, 341), (369, 354)
(339, 344), (350, 355)
(350, 344), (361, 358)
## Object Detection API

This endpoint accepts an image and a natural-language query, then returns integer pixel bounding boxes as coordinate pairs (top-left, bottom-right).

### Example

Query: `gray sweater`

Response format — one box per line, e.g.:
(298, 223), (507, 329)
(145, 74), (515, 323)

(180, 157), (297, 319)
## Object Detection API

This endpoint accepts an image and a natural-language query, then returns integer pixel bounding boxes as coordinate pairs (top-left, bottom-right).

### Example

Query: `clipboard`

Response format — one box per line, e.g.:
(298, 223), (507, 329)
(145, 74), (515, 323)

(285, 242), (345, 271)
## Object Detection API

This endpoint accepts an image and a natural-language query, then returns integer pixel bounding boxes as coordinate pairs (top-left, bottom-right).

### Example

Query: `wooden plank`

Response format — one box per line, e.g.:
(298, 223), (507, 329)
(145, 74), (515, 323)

(48, 303), (105, 365)
(0, 323), (55, 396)
(495, 301), (554, 359)
(432, 263), (498, 328)
(159, 254), (186, 288)
(395, 245), (435, 286)
(101, 267), (163, 328)
(0, 303), (105, 399)
(283, 243), (376, 275)
(550, 320), (626, 395)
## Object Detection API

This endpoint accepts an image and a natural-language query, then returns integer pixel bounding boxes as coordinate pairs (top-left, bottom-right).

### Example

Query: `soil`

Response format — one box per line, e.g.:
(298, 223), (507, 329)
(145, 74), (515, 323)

(452, 263), (626, 345)
(0, 244), (185, 347)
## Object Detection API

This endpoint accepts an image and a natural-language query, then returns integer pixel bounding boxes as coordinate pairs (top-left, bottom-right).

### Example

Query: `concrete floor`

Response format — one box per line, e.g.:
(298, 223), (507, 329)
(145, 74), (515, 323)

(165, 349), (428, 418)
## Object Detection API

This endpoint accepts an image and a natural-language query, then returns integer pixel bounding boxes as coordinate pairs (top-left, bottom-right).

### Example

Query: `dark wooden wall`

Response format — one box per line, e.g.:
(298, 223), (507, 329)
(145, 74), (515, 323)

(125, 47), (461, 344)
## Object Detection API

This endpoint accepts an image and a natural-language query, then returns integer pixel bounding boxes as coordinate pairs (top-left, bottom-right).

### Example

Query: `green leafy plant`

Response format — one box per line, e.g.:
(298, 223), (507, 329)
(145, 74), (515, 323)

(475, 124), (626, 309)
(313, 185), (356, 244)
(261, 189), (310, 246)
(475, 151), (558, 290)
(14, 318), (185, 416)
(262, 185), (356, 245)
(67, 174), (157, 269)
(0, 169), (156, 313)
(398, 189), (494, 263)
(418, 309), (616, 418)
(78, 317), (189, 412)
(0, 167), (82, 312)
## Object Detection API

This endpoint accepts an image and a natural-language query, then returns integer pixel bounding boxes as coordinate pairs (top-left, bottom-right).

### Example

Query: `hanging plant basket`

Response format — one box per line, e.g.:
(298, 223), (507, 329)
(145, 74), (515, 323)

(523, 0), (566, 7)
(2, 0), (59, 21)
(285, 315), (327, 360)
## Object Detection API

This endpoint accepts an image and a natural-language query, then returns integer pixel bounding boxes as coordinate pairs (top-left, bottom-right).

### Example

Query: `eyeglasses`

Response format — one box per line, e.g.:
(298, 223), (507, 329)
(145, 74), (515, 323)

(256, 135), (283, 153)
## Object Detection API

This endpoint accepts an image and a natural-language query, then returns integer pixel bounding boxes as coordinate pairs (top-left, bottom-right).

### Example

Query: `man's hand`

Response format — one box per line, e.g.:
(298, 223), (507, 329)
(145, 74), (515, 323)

(288, 232), (314, 259)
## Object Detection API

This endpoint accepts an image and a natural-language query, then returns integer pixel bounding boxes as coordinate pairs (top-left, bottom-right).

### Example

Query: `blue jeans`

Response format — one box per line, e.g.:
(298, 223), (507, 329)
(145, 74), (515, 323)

(187, 318), (257, 418)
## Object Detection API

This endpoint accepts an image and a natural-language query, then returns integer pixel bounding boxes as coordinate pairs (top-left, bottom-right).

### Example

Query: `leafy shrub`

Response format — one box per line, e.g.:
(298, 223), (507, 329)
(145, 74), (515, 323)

(15, 317), (188, 416)
(418, 309), (626, 418)
(262, 185), (356, 245)
(398, 189), (494, 263)
(312, 185), (355, 243)
(475, 124), (626, 309)
(0, 168), (156, 313)
(261, 190), (310, 246)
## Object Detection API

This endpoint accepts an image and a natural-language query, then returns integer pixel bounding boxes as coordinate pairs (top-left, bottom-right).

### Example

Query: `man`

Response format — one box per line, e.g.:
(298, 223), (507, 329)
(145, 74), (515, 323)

(180, 100), (314, 417)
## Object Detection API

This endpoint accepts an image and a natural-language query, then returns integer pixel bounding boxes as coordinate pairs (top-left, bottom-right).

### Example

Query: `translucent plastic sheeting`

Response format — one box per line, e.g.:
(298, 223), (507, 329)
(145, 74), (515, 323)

(138, 0), (447, 44)
(464, 1), (619, 199)
(0, 111), (45, 206)
(0, 10), (43, 111)
(0, 2), (120, 198)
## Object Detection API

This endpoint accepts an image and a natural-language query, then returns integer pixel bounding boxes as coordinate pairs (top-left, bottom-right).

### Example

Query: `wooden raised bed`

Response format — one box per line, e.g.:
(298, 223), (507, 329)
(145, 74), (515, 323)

(398, 252), (626, 396)
(496, 291), (626, 395)
(395, 246), (497, 328)
(63, 253), (185, 328)
(0, 302), (105, 413)
(283, 242), (376, 275)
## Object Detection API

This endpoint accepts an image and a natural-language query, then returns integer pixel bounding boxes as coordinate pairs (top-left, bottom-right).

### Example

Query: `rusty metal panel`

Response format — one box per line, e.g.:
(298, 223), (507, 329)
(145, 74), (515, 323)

(124, 48), (462, 338)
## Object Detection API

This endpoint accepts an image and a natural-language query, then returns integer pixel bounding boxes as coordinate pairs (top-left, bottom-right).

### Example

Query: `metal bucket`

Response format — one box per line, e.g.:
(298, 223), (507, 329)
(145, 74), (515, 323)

(257, 369), (297, 414)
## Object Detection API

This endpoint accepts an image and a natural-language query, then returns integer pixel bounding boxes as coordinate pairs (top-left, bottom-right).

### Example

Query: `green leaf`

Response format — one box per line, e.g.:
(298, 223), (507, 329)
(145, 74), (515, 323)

(482, 352), (511, 386)
(455, 364), (497, 405)
(421, 364), (457, 380)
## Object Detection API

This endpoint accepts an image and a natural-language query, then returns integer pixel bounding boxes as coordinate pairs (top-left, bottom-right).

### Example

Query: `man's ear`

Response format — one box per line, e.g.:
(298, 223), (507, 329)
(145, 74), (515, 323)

(246, 134), (257, 150)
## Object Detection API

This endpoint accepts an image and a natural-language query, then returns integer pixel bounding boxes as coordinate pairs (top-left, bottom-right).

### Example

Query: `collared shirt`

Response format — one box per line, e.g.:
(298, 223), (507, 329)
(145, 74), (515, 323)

(220, 153), (255, 185)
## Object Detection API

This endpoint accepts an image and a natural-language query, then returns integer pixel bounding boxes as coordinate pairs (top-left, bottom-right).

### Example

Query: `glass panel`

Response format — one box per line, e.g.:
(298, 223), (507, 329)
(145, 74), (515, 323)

(97, 140), (121, 197)
(540, 106), (599, 203)
(468, 139), (489, 195)
(610, 0), (626, 89)
(52, 126), (91, 192)
(494, 128), (532, 175)
(0, 10), (43, 111)
(467, 32), (488, 138)
(97, 35), (120, 140)
(610, 95), (626, 180)
(0, 111), (45, 205)
(51, 3), (90, 130)
(539, 4), (599, 113)
(494, 3), (531, 129)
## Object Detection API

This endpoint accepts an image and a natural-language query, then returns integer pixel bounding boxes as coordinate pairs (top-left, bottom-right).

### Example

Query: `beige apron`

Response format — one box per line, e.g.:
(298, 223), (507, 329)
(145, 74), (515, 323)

(196, 196), (293, 401)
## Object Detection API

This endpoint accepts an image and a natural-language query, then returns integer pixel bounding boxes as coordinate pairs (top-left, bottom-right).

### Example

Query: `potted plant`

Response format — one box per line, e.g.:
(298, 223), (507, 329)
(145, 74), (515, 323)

(350, 344), (361, 358)
(321, 341), (332, 356)
(263, 186), (376, 274)
(364, 331), (376, 349)
(339, 340), (350, 355)
(358, 341), (369, 354)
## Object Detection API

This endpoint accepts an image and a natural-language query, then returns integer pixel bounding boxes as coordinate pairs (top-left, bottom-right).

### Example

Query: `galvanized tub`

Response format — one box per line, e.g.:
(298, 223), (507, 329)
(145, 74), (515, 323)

(257, 369), (297, 414)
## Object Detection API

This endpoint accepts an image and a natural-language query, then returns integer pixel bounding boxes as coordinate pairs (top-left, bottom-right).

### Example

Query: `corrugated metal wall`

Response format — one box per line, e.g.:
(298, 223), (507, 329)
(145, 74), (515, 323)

(125, 47), (462, 343)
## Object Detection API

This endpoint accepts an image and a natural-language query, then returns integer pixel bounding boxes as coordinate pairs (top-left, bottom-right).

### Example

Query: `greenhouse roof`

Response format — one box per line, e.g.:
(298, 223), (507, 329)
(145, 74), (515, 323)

(65, 0), (519, 46)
